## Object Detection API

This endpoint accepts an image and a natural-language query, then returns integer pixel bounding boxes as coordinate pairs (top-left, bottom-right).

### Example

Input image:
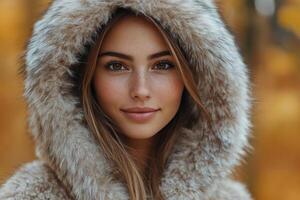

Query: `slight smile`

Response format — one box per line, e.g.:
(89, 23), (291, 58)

(120, 107), (161, 123)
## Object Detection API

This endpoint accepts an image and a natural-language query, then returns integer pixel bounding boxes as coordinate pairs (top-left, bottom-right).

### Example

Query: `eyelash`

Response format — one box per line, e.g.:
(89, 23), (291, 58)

(104, 60), (175, 72)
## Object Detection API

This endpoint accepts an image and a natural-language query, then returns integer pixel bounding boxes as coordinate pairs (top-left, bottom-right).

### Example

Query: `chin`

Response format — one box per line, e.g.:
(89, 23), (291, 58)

(121, 126), (161, 140)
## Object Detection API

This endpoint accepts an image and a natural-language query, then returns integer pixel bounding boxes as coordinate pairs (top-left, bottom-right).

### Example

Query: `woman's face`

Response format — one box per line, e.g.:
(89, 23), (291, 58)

(92, 15), (184, 141)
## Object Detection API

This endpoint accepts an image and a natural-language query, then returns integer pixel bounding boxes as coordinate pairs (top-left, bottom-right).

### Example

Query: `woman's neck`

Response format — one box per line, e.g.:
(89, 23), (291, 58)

(123, 135), (158, 174)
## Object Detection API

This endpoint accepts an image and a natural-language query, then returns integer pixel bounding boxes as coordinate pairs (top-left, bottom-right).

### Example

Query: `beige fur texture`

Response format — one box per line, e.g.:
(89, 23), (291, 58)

(0, 0), (253, 199)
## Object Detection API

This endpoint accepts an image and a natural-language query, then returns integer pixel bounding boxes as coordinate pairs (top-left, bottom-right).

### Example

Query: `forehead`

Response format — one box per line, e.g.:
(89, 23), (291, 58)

(100, 15), (169, 54)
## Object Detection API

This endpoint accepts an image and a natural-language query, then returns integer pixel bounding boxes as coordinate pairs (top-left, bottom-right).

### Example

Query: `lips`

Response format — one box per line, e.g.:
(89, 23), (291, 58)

(120, 107), (160, 123)
(120, 107), (160, 113)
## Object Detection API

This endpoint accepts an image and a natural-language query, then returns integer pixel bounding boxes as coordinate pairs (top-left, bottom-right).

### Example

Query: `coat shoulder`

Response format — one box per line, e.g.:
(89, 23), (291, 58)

(206, 179), (253, 200)
(0, 160), (72, 200)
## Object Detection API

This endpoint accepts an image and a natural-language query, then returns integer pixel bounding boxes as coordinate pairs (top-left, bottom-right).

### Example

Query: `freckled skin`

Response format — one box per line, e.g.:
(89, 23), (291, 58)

(92, 15), (184, 147)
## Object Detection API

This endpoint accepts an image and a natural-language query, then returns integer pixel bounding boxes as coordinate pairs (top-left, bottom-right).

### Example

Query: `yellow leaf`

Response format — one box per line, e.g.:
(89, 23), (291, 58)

(278, 5), (300, 37)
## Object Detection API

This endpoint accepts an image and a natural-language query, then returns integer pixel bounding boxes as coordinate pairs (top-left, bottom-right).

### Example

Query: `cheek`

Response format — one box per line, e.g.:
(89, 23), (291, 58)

(152, 74), (184, 106)
(92, 74), (125, 109)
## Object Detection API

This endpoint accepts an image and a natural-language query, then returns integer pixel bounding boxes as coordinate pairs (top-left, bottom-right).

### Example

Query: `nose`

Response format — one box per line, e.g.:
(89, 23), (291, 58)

(129, 71), (151, 101)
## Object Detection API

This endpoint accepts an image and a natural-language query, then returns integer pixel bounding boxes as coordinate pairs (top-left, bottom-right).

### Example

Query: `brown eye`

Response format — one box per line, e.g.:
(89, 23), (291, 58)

(153, 60), (175, 70)
(105, 61), (128, 71)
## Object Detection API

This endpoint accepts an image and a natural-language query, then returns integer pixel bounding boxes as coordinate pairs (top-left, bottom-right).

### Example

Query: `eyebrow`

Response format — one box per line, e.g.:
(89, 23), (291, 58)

(98, 50), (172, 61)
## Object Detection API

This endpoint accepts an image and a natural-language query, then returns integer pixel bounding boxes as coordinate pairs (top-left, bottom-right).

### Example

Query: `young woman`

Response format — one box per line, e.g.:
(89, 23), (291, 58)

(0, 1), (252, 200)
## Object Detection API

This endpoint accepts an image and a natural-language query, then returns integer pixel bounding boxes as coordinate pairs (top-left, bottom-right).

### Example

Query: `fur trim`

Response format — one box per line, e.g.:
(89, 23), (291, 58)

(0, 161), (71, 200)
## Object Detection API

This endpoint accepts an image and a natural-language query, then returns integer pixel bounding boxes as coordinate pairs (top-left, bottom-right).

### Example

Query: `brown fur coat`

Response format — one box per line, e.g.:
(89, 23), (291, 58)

(0, 0), (253, 199)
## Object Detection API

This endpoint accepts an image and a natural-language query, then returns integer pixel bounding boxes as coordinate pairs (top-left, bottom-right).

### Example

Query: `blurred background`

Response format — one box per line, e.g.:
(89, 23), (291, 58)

(0, 0), (299, 199)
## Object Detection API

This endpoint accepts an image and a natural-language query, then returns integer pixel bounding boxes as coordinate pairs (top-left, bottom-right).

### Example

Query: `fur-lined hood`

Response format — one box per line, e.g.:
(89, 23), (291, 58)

(0, 0), (252, 199)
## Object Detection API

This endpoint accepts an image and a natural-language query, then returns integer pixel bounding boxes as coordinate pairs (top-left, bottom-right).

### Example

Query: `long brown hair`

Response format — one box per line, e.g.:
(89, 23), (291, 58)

(75, 7), (207, 200)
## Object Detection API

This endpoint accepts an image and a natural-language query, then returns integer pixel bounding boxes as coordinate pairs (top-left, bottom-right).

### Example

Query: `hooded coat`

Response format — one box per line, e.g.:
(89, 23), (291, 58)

(0, 0), (253, 199)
